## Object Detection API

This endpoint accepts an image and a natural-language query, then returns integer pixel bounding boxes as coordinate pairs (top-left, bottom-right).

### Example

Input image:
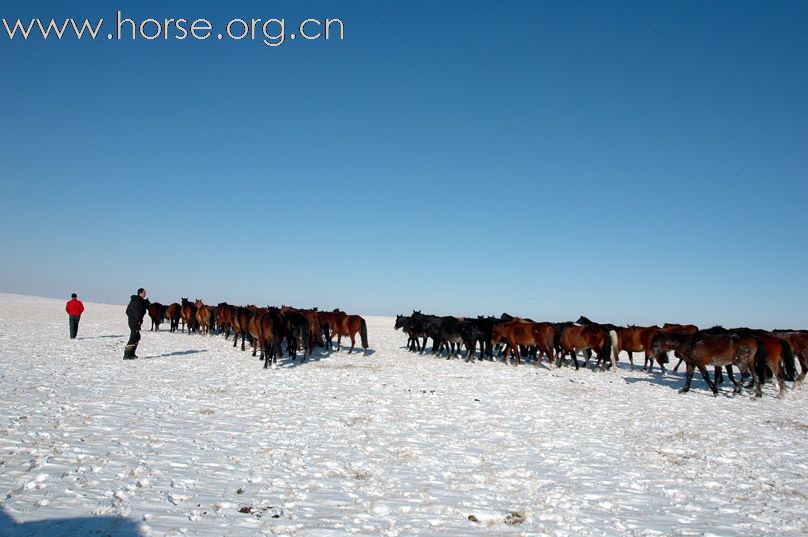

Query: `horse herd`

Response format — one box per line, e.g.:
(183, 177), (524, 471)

(146, 298), (369, 368)
(394, 311), (808, 398)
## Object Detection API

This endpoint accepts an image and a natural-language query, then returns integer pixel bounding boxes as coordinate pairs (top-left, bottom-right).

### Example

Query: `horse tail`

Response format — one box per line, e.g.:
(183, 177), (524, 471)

(609, 329), (619, 363)
(754, 338), (772, 383)
(302, 321), (311, 356)
(601, 326), (613, 366)
(781, 339), (797, 382)
(360, 318), (369, 349)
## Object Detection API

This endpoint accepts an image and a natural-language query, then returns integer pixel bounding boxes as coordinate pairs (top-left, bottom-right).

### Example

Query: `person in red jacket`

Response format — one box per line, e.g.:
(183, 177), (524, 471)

(65, 293), (85, 339)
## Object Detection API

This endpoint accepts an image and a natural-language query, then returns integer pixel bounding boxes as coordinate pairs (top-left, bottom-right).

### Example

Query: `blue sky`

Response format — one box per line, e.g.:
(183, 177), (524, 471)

(1, 0), (806, 328)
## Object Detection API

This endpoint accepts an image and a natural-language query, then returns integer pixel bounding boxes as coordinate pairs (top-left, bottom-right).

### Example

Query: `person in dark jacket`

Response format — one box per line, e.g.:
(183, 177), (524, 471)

(124, 288), (149, 359)
(65, 293), (85, 339)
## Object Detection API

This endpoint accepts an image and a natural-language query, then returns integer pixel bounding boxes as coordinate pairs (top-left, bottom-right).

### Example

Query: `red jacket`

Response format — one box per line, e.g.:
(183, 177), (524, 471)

(66, 299), (84, 316)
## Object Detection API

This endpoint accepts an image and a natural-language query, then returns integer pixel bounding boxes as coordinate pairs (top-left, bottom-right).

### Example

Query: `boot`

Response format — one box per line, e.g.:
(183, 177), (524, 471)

(124, 344), (138, 359)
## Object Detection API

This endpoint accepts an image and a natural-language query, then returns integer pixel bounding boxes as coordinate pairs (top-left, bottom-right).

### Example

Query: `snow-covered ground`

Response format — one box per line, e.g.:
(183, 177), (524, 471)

(0, 292), (806, 537)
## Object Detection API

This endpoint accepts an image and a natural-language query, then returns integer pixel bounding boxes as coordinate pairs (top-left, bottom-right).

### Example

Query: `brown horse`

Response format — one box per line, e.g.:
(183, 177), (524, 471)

(231, 306), (255, 351)
(650, 331), (760, 396)
(247, 308), (270, 358)
(323, 309), (368, 354)
(490, 320), (555, 367)
(165, 303), (181, 332)
(618, 323), (699, 373)
(615, 325), (659, 370)
(774, 330), (808, 384)
(180, 298), (197, 334)
(558, 324), (614, 371)
(194, 299), (212, 336)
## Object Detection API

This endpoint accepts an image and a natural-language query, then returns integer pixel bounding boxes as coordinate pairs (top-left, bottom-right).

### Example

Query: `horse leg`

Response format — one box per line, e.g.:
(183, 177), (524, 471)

(697, 365), (718, 395)
(337, 334), (342, 352)
(715, 366), (724, 385)
(679, 363), (695, 393)
(704, 365), (719, 396)
(773, 358), (787, 399)
(241, 331), (246, 352)
(348, 334), (356, 354)
(627, 351), (634, 371)
(725, 365), (741, 393)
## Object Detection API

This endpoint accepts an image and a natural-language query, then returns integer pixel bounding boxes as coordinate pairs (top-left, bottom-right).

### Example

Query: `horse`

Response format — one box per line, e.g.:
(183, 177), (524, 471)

(252, 309), (285, 368)
(300, 308), (323, 351)
(180, 298), (198, 334)
(216, 303), (233, 339)
(409, 311), (436, 353)
(429, 317), (482, 361)
(395, 315), (421, 351)
(574, 316), (620, 369)
(231, 306), (254, 351)
(730, 328), (796, 396)
(612, 325), (657, 370)
(147, 302), (166, 331)
(194, 299), (212, 336)
(649, 331), (762, 396)
(491, 320), (555, 367)
(324, 309), (368, 354)
(165, 303), (181, 333)
(558, 323), (614, 371)
(283, 308), (312, 362)
(471, 316), (498, 359)
(774, 330), (808, 384)
(421, 315), (450, 355)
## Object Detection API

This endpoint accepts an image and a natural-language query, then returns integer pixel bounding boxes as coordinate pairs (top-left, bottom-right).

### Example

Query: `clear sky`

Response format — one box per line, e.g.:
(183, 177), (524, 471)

(1, 0), (806, 328)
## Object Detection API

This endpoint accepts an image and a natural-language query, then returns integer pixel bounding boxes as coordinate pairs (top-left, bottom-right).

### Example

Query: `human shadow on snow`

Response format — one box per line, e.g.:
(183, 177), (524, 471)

(140, 349), (209, 359)
(0, 505), (141, 536)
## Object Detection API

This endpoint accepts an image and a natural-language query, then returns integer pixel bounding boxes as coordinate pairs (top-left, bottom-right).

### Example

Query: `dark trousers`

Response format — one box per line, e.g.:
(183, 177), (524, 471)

(125, 319), (142, 357)
(69, 315), (81, 339)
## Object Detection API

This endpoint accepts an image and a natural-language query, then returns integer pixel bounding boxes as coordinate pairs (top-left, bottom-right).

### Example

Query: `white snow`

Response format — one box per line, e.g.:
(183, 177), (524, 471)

(1, 292), (807, 536)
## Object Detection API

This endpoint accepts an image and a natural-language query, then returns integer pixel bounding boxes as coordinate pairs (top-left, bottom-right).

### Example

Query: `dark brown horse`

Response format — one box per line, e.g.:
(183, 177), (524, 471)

(165, 303), (181, 332)
(147, 302), (167, 331)
(216, 303), (233, 339)
(650, 331), (760, 396)
(323, 309), (368, 354)
(300, 308), (323, 351)
(490, 320), (555, 367)
(251, 309), (286, 368)
(730, 329), (796, 397)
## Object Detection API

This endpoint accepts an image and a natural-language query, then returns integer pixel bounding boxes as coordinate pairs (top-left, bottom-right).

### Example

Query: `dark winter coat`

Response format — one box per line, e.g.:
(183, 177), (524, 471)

(125, 295), (149, 324)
